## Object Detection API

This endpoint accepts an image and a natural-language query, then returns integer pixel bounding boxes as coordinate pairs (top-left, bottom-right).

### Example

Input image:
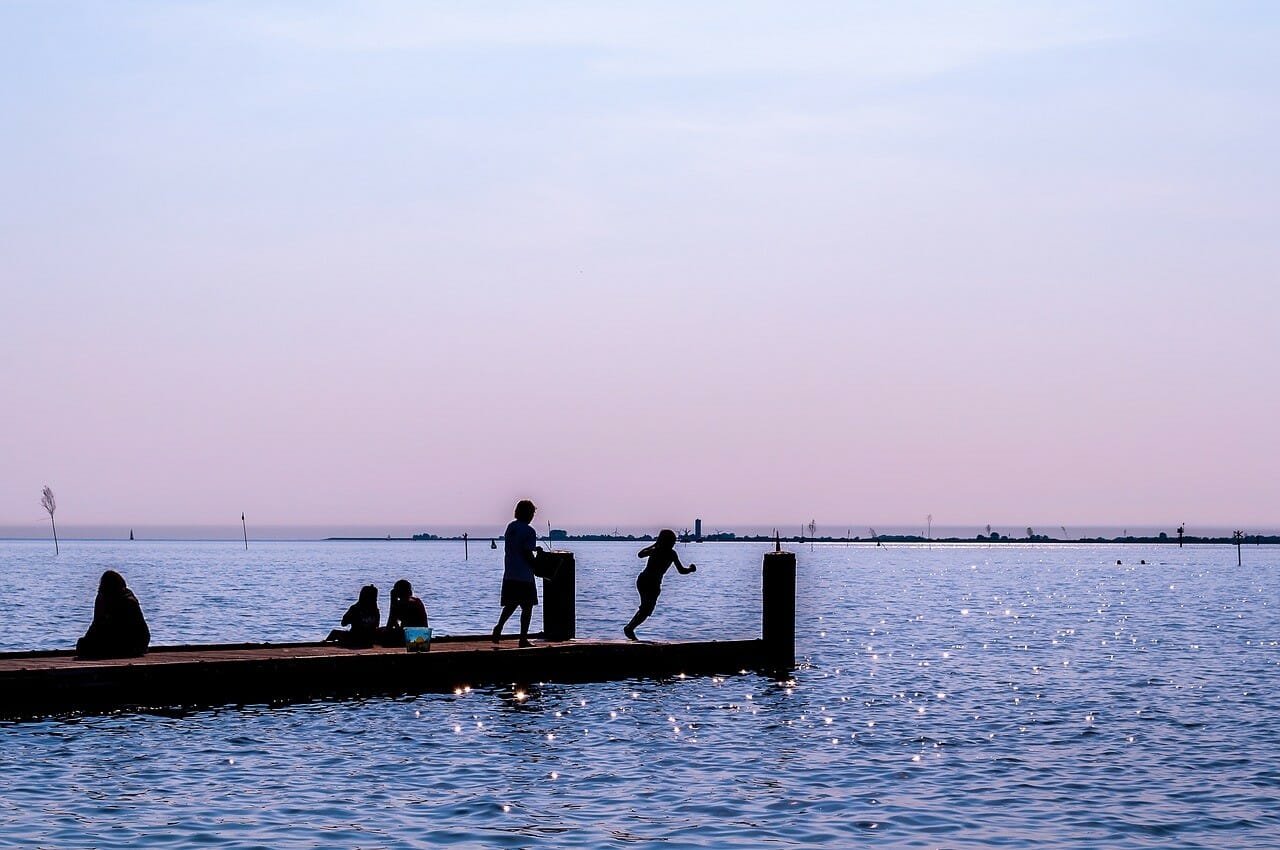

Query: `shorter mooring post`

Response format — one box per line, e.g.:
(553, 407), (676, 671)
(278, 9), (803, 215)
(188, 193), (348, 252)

(541, 550), (576, 641)
(1234, 530), (1243, 566)
(763, 546), (796, 669)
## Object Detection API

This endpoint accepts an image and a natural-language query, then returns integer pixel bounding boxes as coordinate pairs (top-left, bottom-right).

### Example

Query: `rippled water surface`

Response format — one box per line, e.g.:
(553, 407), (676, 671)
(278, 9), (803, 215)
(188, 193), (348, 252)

(2, 540), (1278, 848)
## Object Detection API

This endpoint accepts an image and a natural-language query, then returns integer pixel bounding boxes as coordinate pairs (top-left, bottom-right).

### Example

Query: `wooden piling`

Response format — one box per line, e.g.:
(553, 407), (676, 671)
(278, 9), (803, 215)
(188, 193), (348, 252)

(541, 551), (576, 641)
(762, 550), (796, 669)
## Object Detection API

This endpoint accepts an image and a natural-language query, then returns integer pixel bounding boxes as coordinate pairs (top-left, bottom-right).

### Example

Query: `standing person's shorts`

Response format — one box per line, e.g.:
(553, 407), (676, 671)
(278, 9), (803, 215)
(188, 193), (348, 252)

(636, 572), (662, 614)
(501, 579), (538, 607)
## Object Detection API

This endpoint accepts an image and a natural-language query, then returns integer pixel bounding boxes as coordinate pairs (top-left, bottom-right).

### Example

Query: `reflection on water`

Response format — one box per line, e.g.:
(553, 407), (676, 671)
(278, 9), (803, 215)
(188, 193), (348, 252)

(1, 541), (1278, 848)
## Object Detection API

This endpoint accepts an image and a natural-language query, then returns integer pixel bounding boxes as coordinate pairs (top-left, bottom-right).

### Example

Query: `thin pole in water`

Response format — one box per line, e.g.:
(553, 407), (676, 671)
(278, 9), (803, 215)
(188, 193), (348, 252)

(463, 532), (469, 561)
(1234, 530), (1243, 565)
(242, 513), (248, 550)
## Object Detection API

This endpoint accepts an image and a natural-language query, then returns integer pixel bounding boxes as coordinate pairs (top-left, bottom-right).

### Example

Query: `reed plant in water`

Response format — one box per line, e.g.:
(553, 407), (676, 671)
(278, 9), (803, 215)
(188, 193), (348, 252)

(41, 485), (58, 554)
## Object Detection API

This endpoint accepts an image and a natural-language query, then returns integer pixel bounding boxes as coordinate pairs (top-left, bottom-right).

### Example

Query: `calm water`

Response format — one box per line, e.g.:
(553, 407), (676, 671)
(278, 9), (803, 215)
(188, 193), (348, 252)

(1, 540), (1278, 849)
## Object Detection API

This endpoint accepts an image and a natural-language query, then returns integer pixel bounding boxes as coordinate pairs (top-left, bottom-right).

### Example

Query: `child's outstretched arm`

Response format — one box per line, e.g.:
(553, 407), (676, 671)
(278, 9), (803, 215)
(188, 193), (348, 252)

(673, 553), (696, 574)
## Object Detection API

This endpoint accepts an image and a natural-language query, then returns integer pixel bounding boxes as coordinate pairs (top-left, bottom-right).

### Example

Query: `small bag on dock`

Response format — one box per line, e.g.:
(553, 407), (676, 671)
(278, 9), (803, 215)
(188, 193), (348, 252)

(404, 627), (432, 652)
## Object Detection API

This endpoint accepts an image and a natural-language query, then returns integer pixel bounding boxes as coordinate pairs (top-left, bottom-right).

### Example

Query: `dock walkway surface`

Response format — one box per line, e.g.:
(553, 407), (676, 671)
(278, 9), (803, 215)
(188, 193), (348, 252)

(0, 635), (772, 720)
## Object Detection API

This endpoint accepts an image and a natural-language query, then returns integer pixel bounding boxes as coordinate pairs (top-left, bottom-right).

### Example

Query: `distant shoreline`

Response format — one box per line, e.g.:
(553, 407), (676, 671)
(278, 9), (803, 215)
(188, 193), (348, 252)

(0, 535), (1273, 545)
(327, 533), (1279, 545)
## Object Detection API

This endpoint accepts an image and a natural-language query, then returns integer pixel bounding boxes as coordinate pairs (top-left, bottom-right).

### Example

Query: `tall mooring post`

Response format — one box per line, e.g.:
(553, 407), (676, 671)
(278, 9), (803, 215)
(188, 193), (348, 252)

(762, 548), (796, 669)
(540, 550), (576, 641)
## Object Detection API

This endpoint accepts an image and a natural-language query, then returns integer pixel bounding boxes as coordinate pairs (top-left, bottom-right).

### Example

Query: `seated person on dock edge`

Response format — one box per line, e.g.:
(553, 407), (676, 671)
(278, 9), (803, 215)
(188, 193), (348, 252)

(326, 584), (380, 648)
(379, 579), (428, 647)
(76, 570), (151, 659)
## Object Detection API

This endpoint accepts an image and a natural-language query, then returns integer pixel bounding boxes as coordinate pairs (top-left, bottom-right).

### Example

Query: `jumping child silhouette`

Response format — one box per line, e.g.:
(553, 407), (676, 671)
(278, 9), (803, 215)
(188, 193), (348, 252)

(624, 529), (695, 640)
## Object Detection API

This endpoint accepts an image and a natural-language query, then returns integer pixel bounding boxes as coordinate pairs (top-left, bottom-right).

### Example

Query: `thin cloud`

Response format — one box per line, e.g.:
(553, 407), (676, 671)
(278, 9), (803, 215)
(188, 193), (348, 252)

(169, 1), (1127, 80)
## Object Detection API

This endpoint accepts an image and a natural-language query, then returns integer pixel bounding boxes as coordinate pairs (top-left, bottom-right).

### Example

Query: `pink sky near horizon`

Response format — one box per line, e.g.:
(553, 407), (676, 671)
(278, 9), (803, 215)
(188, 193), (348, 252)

(2, 3), (1277, 530)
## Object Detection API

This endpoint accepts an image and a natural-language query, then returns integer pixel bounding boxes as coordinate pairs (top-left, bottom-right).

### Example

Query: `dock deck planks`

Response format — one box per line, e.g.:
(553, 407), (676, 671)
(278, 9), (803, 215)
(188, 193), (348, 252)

(0, 635), (776, 720)
(0, 548), (797, 719)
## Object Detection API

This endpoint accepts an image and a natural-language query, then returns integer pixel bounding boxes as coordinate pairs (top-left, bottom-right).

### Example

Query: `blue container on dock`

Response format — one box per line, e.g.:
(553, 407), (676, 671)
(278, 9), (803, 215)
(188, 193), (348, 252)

(404, 627), (432, 652)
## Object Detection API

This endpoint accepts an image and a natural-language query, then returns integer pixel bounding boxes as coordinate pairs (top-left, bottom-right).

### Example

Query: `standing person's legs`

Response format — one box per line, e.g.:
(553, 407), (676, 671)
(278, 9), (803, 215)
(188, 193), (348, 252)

(498, 580), (537, 647)
(518, 603), (533, 647)
(624, 578), (660, 639)
(493, 603), (518, 642)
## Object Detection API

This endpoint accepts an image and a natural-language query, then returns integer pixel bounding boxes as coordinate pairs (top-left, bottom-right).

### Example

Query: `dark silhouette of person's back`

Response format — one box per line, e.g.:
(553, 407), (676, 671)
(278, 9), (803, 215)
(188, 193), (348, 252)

(76, 570), (150, 659)
(386, 579), (428, 630)
(326, 584), (380, 648)
(379, 578), (428, 646)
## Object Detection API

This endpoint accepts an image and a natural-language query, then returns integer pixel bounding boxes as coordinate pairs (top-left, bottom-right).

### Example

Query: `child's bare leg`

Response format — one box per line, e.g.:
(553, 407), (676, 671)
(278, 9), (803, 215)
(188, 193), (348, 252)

(624, 597), (655, 640)
(518, 604), (533, 647)
(493, 604), (517, 642)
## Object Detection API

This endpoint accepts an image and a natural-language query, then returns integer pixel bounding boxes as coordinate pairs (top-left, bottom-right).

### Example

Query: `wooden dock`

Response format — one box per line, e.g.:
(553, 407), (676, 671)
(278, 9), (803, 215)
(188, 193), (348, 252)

(0, 635), (776, 719)
(0, 549), (797, 720)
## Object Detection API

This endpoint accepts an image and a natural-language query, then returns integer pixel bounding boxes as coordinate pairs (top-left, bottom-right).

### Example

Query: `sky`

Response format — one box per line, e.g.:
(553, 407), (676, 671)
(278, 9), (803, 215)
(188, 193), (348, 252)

(2, 2), (1277, 536)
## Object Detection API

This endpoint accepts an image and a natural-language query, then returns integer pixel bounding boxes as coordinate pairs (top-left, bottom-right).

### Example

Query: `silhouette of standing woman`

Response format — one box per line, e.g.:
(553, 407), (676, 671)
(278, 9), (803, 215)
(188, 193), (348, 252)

(624, 529), (695, 640)
(492, 499), (542, 648)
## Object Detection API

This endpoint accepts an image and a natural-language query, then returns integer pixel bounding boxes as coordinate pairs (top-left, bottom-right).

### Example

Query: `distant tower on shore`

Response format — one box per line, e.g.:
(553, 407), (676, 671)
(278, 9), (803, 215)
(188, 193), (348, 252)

(695, 519), (702, 541)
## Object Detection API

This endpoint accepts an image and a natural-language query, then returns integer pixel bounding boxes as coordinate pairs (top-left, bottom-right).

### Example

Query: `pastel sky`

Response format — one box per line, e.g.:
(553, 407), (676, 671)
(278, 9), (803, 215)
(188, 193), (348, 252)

(2, 2), (1277, 533)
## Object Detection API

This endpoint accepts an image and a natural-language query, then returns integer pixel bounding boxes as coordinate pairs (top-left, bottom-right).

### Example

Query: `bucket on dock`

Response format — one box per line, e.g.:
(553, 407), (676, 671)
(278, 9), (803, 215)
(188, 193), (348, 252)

(404, 627), (432, 652)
